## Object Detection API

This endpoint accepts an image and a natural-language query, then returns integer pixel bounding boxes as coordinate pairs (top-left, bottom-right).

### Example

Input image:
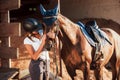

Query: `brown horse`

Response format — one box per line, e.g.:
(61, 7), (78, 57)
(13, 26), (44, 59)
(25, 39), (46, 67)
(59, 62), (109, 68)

(40, 5), (120, 80)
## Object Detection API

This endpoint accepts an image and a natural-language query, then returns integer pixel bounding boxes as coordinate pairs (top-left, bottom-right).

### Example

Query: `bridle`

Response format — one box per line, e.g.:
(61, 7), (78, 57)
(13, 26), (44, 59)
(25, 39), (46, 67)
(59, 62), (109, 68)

(44, 18), (61, 77)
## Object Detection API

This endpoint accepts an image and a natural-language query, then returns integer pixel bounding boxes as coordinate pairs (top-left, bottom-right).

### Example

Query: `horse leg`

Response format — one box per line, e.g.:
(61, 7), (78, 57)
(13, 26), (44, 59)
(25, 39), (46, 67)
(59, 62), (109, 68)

(66, 66), (76, 80)
(85, 61), (93, 80)
(94, 61), (104, 80)
(79, 62), (88, 80)
(110, 63), (117, 80)
(76, 61), (91, 80)
(95, 67), (104, 80)
(116, 54), (120, 80)
(110, 55), (119, 80)
(116, 62), (120, 80)
(117, 67), (120, 80)
(118, 69), (120, 80)
(110, 57), (120, 80)
(111, 63), (120, 80)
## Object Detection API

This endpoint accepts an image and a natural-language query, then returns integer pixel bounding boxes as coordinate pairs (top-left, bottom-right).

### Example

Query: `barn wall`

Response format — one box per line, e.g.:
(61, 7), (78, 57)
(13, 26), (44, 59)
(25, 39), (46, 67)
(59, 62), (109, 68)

(60, 0), (120, 24)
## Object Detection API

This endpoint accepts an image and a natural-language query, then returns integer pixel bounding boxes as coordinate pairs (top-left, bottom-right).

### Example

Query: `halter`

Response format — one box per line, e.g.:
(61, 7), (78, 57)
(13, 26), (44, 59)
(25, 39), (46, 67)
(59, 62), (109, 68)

(43, 16), (57, 19)
(44, 18), (61, 78)
(51, 19), (60, 77)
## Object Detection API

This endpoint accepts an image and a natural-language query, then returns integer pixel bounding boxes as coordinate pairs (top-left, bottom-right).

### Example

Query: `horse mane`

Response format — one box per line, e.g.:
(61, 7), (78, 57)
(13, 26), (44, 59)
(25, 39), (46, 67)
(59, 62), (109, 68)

(58, 14), (84, 45)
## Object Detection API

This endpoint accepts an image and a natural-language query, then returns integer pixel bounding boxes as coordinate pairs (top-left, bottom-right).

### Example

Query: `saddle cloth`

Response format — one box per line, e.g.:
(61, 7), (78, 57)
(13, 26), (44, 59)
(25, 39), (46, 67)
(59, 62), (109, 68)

(77, 21), (111, 47)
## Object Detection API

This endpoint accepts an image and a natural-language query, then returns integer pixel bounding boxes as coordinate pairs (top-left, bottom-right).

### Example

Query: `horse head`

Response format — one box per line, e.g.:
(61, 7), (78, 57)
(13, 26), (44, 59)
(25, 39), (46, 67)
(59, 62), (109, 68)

(40, 4), (61, 51)
(40, 4), (59, 26)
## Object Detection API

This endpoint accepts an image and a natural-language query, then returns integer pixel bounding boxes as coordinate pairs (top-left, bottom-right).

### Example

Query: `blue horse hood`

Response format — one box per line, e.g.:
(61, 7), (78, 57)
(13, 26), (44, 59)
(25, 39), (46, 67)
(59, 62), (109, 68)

(40, 4), (58, 26)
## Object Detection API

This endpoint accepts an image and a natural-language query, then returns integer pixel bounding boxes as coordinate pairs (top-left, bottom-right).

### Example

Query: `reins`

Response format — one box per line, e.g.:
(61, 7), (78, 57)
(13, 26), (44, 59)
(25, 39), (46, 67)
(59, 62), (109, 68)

(53, 0), (63, 78)
(42, 0), (62, 78)
(53, 20), (60, 78)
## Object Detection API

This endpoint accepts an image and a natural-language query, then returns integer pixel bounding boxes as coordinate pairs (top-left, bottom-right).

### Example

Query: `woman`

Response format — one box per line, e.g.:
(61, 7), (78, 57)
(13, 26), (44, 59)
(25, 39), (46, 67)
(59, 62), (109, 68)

(23, 18), (50, 80)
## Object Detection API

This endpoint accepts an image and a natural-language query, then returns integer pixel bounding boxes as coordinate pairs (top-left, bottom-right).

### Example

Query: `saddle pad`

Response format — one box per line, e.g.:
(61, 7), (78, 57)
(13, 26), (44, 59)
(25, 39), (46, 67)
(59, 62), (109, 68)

(77, 21), (110, 47)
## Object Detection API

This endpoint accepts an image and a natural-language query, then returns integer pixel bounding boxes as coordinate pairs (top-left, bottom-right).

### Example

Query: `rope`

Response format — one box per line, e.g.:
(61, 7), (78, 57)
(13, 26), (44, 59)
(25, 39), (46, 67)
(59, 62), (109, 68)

(53, 0), (62, 78)
(53, 39), (58, 78)
(54, 31), (59, 78)
(57, 0), (63, 77)
(52, 20), (60, 78)
(58, 0), (61, 13)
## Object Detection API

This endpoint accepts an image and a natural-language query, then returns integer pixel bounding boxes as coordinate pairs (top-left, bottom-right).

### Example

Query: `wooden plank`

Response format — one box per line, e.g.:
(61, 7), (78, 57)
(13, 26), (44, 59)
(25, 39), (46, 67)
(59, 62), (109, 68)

(0, 47), (19, 59)
(0, 11), (10, 23)
(21, 0), (50, 5)
(9, 36), (25, 47)
(19, 69), (29, 79)
(0, 36), (26, 57)
(0, 0), (20, 11)
(0, 67), (19, 79)
(0, 40), (2, 47)
(0, 36), (25, 47)
(21, 0), (42, 5)
(1, 59), (11, 68)
(0, 23), (21, 36)
(0, 36), (9, 47)
(9, 36), (27, 58)
(0, 13), (1, 22)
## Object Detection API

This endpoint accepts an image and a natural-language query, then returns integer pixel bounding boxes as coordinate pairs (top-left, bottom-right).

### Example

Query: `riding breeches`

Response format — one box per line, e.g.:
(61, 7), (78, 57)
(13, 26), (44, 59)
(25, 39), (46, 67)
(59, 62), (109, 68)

(29, 59), (50, 80)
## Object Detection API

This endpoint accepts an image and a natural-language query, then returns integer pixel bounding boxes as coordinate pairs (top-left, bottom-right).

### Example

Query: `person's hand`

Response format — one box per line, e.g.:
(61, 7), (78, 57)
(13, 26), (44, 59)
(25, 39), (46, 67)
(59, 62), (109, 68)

(42, 34), (47, 41)
(47, 31), (55, 39)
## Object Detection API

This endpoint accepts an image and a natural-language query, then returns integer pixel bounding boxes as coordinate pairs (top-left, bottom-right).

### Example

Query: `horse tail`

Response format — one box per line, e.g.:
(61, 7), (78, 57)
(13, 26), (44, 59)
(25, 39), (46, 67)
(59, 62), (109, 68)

(109, 28), (120, 78)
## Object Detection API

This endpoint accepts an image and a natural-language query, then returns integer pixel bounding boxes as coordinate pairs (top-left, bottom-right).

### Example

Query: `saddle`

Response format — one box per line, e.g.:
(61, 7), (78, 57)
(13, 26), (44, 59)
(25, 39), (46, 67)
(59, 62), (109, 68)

(85, 20), (100, 43)
(77, 21), (111, 47)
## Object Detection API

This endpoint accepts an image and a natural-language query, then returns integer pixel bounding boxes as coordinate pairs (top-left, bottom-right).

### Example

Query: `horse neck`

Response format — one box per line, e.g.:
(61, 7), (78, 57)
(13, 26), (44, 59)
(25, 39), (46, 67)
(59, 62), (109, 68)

(58, 14), (85, 45)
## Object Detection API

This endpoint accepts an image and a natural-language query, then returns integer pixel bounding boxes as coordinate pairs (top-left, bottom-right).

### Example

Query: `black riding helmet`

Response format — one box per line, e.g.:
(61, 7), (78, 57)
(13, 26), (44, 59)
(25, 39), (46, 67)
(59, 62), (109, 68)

(23, 18), (42, 33)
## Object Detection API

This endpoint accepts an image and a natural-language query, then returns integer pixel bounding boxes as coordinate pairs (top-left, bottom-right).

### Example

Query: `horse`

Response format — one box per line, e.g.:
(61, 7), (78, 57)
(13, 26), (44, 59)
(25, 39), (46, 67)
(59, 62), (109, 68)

(40, 4), (120, 80)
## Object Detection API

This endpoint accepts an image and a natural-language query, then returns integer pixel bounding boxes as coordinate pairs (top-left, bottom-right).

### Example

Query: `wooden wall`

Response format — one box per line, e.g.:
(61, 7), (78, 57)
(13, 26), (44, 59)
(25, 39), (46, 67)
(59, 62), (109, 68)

(0, 0), (21, 79)
(60, 0), (120, 24)
(0, 0), (53, 79)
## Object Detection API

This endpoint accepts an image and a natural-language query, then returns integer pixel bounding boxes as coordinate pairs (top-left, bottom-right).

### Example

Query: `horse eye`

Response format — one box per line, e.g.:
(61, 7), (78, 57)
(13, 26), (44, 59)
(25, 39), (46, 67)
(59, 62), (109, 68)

(53, 23), (58, 26)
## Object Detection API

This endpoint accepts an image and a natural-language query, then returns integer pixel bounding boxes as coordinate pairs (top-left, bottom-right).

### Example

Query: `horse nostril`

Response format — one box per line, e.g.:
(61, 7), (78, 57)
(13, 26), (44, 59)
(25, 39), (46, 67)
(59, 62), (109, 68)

(48, 40), (53, 45)
(45, 39), (54, 51)
(48, 38), (54, 41)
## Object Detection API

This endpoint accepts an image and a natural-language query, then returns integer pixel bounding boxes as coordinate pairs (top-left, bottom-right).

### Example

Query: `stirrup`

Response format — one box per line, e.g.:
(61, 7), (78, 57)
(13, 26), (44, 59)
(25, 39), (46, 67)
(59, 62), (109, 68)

(100, 53), (104, 61)
(95, 52), (104, 61)
(95, 53), (101, 61)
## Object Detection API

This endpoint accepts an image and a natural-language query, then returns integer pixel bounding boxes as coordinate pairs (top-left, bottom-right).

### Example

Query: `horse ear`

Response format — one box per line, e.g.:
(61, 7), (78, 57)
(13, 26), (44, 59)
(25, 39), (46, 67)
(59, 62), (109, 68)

(40, 4), (46, 15)
(53, 5), (59, 15)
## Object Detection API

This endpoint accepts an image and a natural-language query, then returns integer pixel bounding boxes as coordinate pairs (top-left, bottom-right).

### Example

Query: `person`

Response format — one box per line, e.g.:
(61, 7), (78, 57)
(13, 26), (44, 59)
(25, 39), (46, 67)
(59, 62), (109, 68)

(23, 18), (50, 80)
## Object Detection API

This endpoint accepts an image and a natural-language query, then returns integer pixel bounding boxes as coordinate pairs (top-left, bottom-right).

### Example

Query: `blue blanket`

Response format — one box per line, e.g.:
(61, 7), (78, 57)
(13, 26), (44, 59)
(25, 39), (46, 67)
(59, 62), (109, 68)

(77, 21), (110, 47)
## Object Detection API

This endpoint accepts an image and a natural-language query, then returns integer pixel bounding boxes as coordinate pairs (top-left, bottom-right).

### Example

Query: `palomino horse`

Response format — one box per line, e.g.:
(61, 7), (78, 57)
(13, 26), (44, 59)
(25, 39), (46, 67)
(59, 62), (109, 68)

(40, 5), (120, 80)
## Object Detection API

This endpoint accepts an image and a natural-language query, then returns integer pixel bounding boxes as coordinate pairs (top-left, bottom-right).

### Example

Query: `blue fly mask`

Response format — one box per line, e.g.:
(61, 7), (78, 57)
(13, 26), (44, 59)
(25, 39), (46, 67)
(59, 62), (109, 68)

(40, 4), (59, 26)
